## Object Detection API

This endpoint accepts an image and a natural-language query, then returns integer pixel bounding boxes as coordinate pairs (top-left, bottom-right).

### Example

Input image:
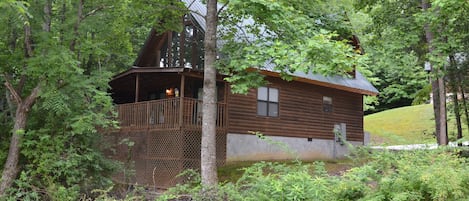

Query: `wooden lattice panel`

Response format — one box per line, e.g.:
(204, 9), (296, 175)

(146, 159), (182, 187)
(216, 129), (227, 166)
(102, 131), (148, 185)
(104, 128), (227, 189)
(147, 129), (183, 158)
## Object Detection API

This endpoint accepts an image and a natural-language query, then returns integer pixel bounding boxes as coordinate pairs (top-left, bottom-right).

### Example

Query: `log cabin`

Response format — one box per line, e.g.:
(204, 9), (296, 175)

(106, 0), (378, 188)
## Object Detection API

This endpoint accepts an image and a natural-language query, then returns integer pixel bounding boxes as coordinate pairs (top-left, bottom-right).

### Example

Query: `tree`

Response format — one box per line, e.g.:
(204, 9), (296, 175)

(201, 0), (219, 186)
(1, 1), (47, 194)
(355, 0), (469, 145)
(422, 0), (448, 145)
(198, 0), (367, 186)
(0, 1), (183, 198)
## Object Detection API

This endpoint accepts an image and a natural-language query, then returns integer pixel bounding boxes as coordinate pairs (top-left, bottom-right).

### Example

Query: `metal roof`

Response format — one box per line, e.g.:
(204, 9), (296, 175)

(181, 0), (378, 95)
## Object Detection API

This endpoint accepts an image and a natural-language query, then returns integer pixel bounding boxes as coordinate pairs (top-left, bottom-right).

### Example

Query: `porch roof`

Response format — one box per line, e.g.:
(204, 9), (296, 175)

(112, 66), (188, 80)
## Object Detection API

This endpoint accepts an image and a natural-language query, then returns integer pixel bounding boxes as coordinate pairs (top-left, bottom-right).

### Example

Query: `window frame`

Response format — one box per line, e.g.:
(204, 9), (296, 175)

(323, 96), (333, 113)
(257, 87), (279, 117)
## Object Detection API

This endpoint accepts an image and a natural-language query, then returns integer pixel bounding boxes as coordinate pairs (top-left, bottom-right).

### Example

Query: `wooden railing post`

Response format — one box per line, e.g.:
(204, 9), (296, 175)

(115, 97), (228, 130)
(179, 75), (185, 127)
(146, 101), (150, 129)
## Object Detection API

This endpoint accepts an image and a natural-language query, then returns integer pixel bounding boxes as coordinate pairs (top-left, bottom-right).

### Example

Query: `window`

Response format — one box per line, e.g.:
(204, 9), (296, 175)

(257, 87), (279, 117)
(323, 96), (333, 112)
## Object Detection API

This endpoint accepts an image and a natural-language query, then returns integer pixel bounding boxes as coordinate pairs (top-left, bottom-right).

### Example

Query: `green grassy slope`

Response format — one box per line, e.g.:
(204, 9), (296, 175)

(365, 104), (435, 145)
(365, 103), (468, 145)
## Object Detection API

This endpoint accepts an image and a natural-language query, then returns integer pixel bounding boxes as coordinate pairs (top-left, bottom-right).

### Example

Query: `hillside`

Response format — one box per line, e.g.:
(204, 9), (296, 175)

(365, 104), (436, 145)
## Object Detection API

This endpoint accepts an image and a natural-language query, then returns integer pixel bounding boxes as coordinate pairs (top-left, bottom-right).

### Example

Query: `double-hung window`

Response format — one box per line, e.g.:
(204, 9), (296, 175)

(257, 87), (279, 117)
(323, 96), (333, 112)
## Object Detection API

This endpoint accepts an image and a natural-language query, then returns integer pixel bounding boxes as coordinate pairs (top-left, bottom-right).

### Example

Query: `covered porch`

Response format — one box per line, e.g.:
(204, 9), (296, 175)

(117, 97), (227, 130)
(107, 67), (227, 188)
(110, 67), (228, 130)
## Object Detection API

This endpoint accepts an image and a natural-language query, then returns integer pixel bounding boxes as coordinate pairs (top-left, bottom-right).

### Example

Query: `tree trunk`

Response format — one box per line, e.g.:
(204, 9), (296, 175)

(438, 78), (448, 145)
(431, 79), (442, 143)
(0, 107), (27, 195)
(459, 80), (469, 132)
(456, 69), (469, 134)
(453, 92), (463, 145)
(201, 0), (218, 187)
(450, 84), (462, 145)
(422, 0), (448, 145)
(0, 2), (45, 191)
(70, 0), (83, 54)
(0, 82), (40, 196)
(449, 55), (463, 145)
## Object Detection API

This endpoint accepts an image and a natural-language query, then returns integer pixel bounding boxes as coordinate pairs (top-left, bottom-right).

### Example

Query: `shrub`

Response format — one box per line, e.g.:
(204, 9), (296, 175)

(158, 147), (469, 201)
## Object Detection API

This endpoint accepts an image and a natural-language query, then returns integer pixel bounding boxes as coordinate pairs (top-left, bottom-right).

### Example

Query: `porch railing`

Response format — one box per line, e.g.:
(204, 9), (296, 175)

(117, 97), (226, 129)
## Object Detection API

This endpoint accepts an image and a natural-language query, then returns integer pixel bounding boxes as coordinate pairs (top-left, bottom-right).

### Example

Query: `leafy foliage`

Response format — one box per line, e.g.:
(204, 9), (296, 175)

(160, 148), (469, 201)
(0, 0), (185, 199)
(355, 0), (469, 113)
(217, 0), (366, 94)
(350, 1), (428, 112)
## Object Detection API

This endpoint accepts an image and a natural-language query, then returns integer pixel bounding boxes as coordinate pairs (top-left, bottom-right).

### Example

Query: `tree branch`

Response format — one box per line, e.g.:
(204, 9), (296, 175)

(23, 84), (40, 109)
(82, 5), (113, 20)
(217, 1), (228, 16)
(24, 24), (33, 57)
(3, 75), (21, 105)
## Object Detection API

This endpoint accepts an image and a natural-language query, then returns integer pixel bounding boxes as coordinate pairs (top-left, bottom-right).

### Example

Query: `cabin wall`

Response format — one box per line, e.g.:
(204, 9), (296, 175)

(226, 133), (363, 161)
(227, 76), (364, 152)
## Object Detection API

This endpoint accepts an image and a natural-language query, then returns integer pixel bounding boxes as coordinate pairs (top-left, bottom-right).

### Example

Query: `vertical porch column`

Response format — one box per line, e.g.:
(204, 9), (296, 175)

(179, 74), (185, 127)
(135, 73), (140, 102)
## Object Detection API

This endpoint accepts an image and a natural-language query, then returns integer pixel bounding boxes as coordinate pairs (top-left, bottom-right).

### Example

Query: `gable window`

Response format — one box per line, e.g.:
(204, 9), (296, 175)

(257, 87), (279, 117)
(323, 96), (333, 112)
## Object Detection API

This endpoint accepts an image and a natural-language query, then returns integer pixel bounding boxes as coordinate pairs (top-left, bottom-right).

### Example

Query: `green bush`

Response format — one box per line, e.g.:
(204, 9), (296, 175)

(159, 147), (469, 201)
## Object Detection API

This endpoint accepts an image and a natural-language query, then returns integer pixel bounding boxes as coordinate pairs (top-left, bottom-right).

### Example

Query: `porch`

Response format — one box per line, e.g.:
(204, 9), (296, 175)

(107, 68), (228, 189)
(117, 97), (227, 130)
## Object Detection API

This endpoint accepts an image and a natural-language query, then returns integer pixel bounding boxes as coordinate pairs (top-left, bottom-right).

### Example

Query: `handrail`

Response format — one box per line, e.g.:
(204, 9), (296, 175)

(117, 97), (226, 130)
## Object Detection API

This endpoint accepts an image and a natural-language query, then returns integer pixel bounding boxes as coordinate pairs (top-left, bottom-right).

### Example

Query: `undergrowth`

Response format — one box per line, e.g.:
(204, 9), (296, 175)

(157, 147), (469, 201)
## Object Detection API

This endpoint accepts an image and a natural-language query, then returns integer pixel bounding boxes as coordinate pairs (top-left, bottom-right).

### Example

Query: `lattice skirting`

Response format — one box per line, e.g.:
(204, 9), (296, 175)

(103, 128), (226, 189)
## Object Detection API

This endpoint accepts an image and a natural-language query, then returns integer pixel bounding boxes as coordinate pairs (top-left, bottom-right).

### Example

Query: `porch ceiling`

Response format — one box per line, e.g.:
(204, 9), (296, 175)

(110, 67), (186, 104)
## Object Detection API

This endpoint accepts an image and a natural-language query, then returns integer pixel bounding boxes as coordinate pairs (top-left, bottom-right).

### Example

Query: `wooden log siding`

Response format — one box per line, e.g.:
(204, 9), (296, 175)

(117, 97), (227, 130)
(227, 77), (364, 142)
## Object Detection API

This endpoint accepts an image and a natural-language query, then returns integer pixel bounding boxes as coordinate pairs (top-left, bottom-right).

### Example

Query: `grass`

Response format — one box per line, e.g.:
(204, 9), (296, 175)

(365, 104), (435, 145)
(364, 103), (467, 145)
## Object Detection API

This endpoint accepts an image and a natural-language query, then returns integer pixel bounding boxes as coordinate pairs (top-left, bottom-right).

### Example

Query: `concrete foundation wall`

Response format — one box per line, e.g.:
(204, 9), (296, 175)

(226, 133), (363, 162)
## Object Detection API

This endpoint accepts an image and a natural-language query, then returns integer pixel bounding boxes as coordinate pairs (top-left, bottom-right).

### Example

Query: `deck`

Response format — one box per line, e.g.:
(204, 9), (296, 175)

(110, 97), (227, 188)
(117, 97), (227, 130)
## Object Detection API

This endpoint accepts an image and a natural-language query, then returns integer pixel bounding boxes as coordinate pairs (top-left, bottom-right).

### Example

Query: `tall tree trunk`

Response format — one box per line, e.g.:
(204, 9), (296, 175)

(449, 55), (463, 145)
(459, 78), (469, 132)
(456, 69), (469, 133)
(453, 93), (463, 145)
(201, 0), (218, 187)
(70, 0), (83, 54)
(438, 79), (448, 145)
(422, 0), (448, 145)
